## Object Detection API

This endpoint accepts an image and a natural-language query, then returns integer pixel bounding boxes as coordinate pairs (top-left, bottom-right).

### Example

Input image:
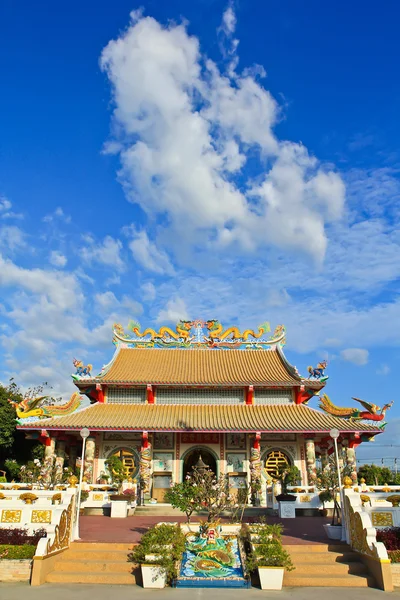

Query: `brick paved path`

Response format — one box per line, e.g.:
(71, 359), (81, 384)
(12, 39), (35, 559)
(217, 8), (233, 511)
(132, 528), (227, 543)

(78, 515), (333, 545)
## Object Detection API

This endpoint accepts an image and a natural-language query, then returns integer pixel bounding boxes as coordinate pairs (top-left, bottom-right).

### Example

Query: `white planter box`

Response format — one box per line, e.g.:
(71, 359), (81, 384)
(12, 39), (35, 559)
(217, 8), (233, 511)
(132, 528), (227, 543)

(323, 524), (342, 540)
(141, 564), (167, 588)
(110, 500), (128, 518)
(258, 566), (284, 590)
(278, 502), (296, 518)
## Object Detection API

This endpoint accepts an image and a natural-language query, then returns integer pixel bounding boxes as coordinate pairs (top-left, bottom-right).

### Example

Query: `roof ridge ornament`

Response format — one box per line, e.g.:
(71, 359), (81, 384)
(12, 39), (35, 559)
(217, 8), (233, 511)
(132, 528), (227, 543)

(111, 319), (286, 350)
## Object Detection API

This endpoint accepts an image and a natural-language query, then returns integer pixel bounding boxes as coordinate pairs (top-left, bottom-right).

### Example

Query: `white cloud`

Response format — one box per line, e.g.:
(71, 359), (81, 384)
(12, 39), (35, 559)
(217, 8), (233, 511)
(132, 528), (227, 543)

(95, 291), (118, 311)
(377, 364), (390, 376)
(0, 197), (12, 212)
(49, 251), (67, 268)
(43, 206), (71, 224)
(101, 12), (344, 262)
(140, 281), (156, 301)
(0, 226), (26, 250)
(129, 230), (174, 274)
(0, 196), (23, 220)
(156, 296), (189, 323)
(0, 254), (82, 311)
(82, 235), (125, 271)
(339, 348), (369, 366)
(222, 4), (236, 35)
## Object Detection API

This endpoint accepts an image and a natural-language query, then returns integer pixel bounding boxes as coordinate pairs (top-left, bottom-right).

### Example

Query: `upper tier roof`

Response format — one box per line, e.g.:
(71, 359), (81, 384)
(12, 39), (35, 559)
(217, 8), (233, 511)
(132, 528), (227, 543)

(83, 347), (321, 387)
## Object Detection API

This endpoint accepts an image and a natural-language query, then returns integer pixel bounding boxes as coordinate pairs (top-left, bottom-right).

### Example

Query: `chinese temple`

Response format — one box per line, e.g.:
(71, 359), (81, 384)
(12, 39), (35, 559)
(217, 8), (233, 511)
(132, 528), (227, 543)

(17, 319), (386, 506)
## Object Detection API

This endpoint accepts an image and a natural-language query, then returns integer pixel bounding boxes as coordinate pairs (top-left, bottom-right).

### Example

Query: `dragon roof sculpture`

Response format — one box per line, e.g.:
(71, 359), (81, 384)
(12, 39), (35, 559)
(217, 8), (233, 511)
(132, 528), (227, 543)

(319, 394), (393, 428)
(112, 319), (286, 350)
(8, 392), (82, 423)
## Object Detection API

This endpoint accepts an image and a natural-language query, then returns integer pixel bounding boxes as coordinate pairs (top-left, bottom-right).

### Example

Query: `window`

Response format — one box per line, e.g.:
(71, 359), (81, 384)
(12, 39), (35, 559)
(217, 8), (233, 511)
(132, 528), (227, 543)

(111, 448), (138, 478)
(156, 388), (244, 404)
(107, 388), (146, 404)
(255, 389), (292, 404)
(264, 450), (291, 479)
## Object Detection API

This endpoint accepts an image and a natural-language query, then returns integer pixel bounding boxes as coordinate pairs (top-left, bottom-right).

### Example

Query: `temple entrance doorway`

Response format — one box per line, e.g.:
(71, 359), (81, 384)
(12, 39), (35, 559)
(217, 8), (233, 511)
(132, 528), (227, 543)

(182, 448), (217, 481)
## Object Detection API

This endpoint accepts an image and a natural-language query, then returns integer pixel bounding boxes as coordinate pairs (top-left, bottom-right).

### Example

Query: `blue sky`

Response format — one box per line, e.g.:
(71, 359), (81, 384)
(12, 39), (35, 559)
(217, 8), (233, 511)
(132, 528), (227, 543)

(0, 0), (399, 465)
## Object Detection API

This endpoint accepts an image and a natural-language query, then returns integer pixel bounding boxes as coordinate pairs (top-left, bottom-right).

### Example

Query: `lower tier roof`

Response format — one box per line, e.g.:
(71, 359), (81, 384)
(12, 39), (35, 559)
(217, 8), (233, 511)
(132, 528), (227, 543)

(17, 403), (381, 434)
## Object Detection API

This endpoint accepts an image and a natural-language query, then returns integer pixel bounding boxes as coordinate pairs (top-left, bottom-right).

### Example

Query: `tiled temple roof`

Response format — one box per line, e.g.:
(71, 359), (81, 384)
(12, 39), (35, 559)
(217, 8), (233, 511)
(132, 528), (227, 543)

(18, 403), (381, 433)
(85, 348), (321, 387)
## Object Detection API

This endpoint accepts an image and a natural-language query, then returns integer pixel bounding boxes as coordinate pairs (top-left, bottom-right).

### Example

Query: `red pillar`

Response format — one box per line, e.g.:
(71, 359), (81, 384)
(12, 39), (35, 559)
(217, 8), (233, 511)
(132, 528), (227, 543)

(246, 385), (254, 405)
(147, 384), (155, 404)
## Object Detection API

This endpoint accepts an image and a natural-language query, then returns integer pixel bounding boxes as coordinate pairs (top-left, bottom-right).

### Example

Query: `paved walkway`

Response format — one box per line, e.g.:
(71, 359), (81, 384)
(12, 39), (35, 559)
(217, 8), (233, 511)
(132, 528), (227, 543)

(0, 584), (397, 599)
(79, 515), (333, 545)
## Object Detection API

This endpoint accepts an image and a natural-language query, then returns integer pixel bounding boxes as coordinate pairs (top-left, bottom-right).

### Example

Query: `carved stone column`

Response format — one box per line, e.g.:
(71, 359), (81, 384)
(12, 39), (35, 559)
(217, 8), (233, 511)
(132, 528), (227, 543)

(139, 432), (152, 494)
(305, 438), (317, 484)
(68, 444), (77, 468)
(55, 441), (66, 482)
(249, 433), (262, 504)
(83, 437), (96, 483)
(43, 437), (56, 485)
(320, 445), (329, 470)
(346, 444), (358, 483)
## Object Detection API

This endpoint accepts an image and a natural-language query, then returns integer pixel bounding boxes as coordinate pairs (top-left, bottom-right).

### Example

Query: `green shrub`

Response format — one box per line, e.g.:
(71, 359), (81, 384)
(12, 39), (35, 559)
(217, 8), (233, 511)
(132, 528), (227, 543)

(0, 544), (36, 560)
(389, 550), (400, 563)
(243, 520), (294, 573)
(80, 490), (89, 502)
(0, 476), (6, 483)
(129, 524), (185, 584)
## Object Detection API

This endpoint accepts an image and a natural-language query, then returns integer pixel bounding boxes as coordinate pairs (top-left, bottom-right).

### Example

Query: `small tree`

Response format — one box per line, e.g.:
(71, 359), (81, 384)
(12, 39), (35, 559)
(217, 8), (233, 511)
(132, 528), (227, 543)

(105, 455), (127, 487)
(277, 464), (301, 494)
(316, 456), (351, 526)
(164, 480), (198, 523)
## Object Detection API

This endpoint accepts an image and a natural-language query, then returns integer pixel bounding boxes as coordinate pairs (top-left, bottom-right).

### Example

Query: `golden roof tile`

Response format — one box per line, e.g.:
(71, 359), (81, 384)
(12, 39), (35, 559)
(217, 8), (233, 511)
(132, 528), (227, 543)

(18, 403), (381, 433)
(90, 348), (309, 386)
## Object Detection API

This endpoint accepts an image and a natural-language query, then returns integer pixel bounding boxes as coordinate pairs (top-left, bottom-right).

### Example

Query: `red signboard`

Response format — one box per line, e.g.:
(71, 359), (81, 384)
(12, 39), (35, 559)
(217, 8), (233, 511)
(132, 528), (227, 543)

(181, 433), (220, 444)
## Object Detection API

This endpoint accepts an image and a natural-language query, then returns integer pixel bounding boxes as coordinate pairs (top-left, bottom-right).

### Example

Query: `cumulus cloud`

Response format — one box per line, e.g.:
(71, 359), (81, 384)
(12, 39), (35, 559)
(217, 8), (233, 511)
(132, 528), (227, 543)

(377, 364), (390, 376)
(156, 296), (189, 323)
(49, 250), (67, 268)
(129, 230), (174, 274)
(101, 10), (345, 263)
(43, 206), (71, 224)
(0, 226), (26, 250)
(82, 235), (125, 271)
(0, 196), (23, 220)
(0, 197), (12, 212)
(140, 281), (156, 301)
(340, 348), (369, 366)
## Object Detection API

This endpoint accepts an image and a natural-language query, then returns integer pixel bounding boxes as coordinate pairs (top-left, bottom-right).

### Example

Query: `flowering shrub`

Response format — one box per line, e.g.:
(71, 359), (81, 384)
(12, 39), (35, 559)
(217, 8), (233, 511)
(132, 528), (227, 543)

(18, 460), (75, 489)
(122, 488), (136, 500)
(0, 527), (47, 546)
(376, 528), (400, 551)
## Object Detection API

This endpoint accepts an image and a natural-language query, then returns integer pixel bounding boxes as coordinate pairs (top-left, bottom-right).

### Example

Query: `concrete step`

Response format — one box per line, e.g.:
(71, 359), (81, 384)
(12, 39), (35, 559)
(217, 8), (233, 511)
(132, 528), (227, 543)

(283, 544), (348, 553)
(65, 550), (133, 561)
(55, 560), (134, 574)
(288, 562), (368, 576)
(288, 552), (360, 564)
(72, 542), (134, 551)
(46, 571), (136, 585)
(283, 573), (375, 588)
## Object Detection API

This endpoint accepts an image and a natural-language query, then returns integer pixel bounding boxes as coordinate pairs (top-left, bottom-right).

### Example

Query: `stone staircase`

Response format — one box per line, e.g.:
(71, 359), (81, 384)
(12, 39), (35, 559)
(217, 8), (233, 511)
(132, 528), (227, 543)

(283, 544), (376, 588)
(44, 541), (377, 588)
(46, 543), (137, 585)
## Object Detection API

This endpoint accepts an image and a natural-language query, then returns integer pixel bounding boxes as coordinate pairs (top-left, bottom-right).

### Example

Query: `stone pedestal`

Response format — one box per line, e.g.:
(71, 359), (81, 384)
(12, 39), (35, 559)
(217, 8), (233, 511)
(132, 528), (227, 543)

(110, 500), (128, 518)
(278, 501), (296, 518)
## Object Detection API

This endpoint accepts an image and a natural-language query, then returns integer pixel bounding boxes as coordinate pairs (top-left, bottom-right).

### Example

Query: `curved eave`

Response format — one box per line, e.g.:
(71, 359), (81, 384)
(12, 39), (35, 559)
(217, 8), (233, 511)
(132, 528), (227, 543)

(17, 403), (383, 435)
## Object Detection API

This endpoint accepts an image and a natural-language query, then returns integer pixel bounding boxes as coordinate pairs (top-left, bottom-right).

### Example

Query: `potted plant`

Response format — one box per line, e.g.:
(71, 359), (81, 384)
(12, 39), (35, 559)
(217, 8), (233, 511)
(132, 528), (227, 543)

(275, 465), (300, 503)
(316, 456), (350, 539)
(129, 524), (185, 588)
(318, 490), (331, 517)
(245, 522), (294, 590)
